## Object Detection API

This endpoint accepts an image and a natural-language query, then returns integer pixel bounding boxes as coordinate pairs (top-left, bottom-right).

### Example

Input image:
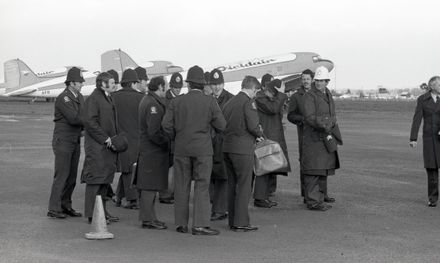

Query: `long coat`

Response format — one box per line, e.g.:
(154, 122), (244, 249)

(136, 92), (170, 191)
(410, 92), (440, 168)
(287, 86), (308, 162)
(81, 88), (118, 184)
(255, 91), (291, 174)
(211, 89), (234, 179)
(112, 87), (145, 173)
(301, 87), (342, 176)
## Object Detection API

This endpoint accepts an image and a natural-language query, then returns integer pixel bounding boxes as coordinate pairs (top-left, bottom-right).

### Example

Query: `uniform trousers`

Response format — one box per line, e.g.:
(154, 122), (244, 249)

(427, 168), (439, 203)
(224, 153), (253, 227)
(48, 138), (80, 212)
(159, 167), (175, 200)
(253, 174), (270, 200)
(84, 184), (108, 218)
(268, 174), (277, 194)
(210, 178), (228, 214)
(174, 155), (212, 228)
(139, 190), (158, 222)
(300, 171), (305, 197)
(116, 172), (138, 201)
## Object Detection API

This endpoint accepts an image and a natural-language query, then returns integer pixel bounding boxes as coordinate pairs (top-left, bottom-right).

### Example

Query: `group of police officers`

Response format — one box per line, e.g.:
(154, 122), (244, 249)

(47, 64), (342, 235)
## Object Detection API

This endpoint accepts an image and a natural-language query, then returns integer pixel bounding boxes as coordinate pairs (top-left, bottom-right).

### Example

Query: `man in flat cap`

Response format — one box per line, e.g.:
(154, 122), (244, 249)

(48, 67), (85, 219)
(162, 65), (226, 236)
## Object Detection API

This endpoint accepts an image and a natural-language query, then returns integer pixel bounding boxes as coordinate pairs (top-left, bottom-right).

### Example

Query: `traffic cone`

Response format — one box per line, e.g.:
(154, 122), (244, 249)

(85, 195), (114, 240)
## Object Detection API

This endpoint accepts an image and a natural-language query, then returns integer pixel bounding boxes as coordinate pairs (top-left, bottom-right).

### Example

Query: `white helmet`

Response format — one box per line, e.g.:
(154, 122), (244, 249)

(314, 66), (330, 81)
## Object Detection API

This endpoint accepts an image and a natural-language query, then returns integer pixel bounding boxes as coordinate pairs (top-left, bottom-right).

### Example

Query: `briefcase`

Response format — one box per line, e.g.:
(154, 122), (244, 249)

(254, 139), (288, 176)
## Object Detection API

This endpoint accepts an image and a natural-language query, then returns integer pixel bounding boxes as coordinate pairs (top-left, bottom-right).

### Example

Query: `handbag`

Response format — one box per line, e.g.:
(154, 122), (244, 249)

(254, 139), (288, 176)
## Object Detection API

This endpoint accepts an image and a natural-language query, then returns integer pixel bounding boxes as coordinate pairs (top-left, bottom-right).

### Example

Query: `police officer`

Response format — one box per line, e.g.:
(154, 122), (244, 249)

(137, 76), (170, 229)
(48, 67), (85, 218)
(162, 65), (226, 236)
(112, 69), (143, 210)
(209, 69), (233, 221)
(135, 67), (149, 93)
(81, 72), (120, 223)
(159, 72), (183, 204)
(203, 71), (213, 96)
(253, 79), (290, 208)
(223, 76), (263, 232)
(287, 69), (314, 203)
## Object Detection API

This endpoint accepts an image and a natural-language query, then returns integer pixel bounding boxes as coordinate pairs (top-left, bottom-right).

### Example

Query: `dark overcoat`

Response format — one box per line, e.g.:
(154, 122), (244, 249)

(301, 87), (342, 176)
(287, 86), (308, 161)
(112, 87), (145, 173)
(136, 92), (170, 191)
(211, 89), (234, 179)
(81, 88), (118, 184)
(255, 91), (291, 174)
(410, 92), (440, 168)
(162, 89), (226, 157)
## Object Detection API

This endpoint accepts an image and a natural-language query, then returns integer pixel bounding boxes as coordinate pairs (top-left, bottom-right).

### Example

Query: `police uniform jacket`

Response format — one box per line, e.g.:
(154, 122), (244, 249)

(112, 87), (145, 173)
(136, 92), (170, 190)
(53, 88), (84, 142)
(222, 91), (263, 155)
(211, 89), (234, 179)
(287, 86), (309, 159)
(302, 86), (342, 175)
(162, 89), (226, 157)
(410, 92), (440, 168)
(255, 91), (291, 173)
(81, 88), (118, 184)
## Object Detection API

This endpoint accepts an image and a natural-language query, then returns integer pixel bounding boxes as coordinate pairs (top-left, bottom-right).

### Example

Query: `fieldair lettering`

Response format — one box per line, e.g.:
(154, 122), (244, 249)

(217, 58), (276, 72)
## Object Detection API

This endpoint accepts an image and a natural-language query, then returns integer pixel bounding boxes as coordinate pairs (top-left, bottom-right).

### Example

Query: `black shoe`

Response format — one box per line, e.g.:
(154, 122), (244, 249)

(47, 210), (67, 219)
(154, 220), (166, 226)
(176, 226), (188, 233)
(428, 201), (437, 207)
(106, 214), (119, 222)
(230, 225), (258, 232)
(114, 198), (121, 207)
(123, 200), (139, 210)
(192, 227), (220, 236)
(210, 212), (228, 221)
(268, 200), (278, 206)
(324, 197), (336, 203)
(254, 199), (273, 208)
(62, 208), (82, 217)
(88, 217), (111, 224)
(142, 221), (167, 230)
(308, 203), (331, 211)
(159, 198), (174, 204)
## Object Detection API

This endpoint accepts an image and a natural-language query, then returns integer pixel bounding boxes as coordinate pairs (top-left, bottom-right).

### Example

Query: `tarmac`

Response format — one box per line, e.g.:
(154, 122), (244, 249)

(1, 99), (440, 263)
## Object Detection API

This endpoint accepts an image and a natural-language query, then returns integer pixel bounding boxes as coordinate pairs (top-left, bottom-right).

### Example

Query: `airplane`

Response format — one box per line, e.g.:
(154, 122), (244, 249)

(0, 50), (334, 100)
(207, 52), (333, 95)
(0, 50), (184, 102)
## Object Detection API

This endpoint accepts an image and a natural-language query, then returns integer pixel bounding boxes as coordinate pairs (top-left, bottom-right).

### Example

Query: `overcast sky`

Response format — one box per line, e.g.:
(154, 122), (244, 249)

(0, 0), (439, 91)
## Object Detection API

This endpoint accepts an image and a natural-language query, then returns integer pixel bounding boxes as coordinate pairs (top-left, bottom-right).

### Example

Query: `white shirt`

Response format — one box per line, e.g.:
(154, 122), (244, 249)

(431, 92), (439, 103)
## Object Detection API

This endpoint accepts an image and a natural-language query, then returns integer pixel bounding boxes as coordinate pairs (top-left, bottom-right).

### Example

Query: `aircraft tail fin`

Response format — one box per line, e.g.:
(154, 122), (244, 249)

(4, 59), (41, 93)
(101, 49), (139, 75)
